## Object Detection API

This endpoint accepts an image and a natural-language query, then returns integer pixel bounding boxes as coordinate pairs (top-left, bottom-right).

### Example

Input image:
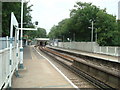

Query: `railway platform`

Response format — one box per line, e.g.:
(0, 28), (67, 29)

(47, 46), (119, 63)
(12, 46), (75, 88)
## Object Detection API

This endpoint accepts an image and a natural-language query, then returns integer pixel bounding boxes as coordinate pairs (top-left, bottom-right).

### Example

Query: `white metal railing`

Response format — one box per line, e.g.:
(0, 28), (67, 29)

(0, 12), (22, 89)
(0, 36), (20, 90)
(94, 46), (119, 56)
(0, 37), (20, 50)
(0, 46), (20, 89)
(0, 48), (10, 89)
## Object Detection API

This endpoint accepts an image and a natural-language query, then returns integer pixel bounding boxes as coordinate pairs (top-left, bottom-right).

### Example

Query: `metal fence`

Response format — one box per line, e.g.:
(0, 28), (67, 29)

(0, 37), (20, 89)
(57, 42), (120, 56)
(0, 37), (16, 50)
(94, 46), (119, 56)
(0, 37), (9, 50)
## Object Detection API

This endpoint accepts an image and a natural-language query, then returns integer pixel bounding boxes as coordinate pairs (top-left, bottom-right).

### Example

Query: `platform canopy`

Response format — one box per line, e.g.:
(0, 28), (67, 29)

(35, 38), (49, 41)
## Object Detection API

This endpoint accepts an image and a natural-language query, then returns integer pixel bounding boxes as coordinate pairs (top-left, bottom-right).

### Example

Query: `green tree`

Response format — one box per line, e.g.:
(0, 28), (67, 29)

(25, 28), (47, 40)
(48, 19), (71, 41)
(114, 20), (120, 46)
(96, 10), (117, 46)
(2, 2), (33, 37)
(49, 1), (118, 46)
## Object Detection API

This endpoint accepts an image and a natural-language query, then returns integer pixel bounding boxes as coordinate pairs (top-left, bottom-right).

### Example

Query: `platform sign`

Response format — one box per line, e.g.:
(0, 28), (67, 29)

(11, 12), (18, 27)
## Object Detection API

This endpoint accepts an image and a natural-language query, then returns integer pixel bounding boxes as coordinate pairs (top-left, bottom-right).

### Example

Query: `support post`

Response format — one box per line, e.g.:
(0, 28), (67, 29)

(19, 0), (24, 69)
(9, 12), (14, 88)
(26, 40), (28, 46)
(8, 12), (19, 88)
(91, 21), (93, 42)
(91, 21), (94, 52)
(15, 29), (20, 77)
(73, 33), (75, 42)
(95, 31), (97, 42)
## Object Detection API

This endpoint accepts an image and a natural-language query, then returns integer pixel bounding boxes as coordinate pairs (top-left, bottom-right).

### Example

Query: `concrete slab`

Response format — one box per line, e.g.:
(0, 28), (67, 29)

(12, 46), (74, 88)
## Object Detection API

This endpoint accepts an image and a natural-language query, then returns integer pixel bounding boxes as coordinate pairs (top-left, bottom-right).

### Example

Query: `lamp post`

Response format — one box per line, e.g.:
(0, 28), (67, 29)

(19, 0), (24, 69)
(88, 21), (94, 52)
(88, 21), (94, 42)
(73, 33), (75, 42)
(19, 0), (38, 69)
(95, 28), (97, 42)
(91, 21), (93, 42)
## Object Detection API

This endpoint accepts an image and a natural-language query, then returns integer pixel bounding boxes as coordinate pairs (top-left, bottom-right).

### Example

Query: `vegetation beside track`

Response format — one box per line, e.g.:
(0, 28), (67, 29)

(48, 2), (119, 46)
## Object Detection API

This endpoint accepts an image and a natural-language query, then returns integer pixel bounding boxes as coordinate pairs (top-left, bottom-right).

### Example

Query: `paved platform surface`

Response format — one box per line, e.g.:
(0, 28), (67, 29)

(47, 46), (119, 63)
(12, 46), (74, 88)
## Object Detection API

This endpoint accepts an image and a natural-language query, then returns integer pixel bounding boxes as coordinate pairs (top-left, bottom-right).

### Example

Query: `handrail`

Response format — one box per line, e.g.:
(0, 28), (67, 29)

(0, 46), (20, 89)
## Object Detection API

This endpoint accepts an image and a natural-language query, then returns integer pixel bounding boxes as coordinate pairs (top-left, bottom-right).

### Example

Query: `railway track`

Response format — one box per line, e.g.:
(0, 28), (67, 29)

(38, 46), (119, 89)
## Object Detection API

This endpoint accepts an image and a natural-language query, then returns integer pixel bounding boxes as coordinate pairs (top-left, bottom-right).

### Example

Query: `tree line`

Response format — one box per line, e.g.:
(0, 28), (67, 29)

(1, 2), (47, 39)
(48, 2), (119, 46)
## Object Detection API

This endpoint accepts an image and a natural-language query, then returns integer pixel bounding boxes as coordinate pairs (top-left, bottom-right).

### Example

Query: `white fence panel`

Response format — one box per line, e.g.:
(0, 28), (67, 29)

(108, 47), (115, 56)
(0, 37), (16, 50)
(0, 48), (10, 88)
(0, 47), (20, 89)
(12, 47), (17, 70)
(118, 47), (120, 56)
(57, 42), (120, 56)
(100, 47), (107, 53)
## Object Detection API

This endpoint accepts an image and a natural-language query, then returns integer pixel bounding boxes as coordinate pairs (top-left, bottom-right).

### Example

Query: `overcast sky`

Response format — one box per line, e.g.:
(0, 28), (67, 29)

(29, 0), (119, 33)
